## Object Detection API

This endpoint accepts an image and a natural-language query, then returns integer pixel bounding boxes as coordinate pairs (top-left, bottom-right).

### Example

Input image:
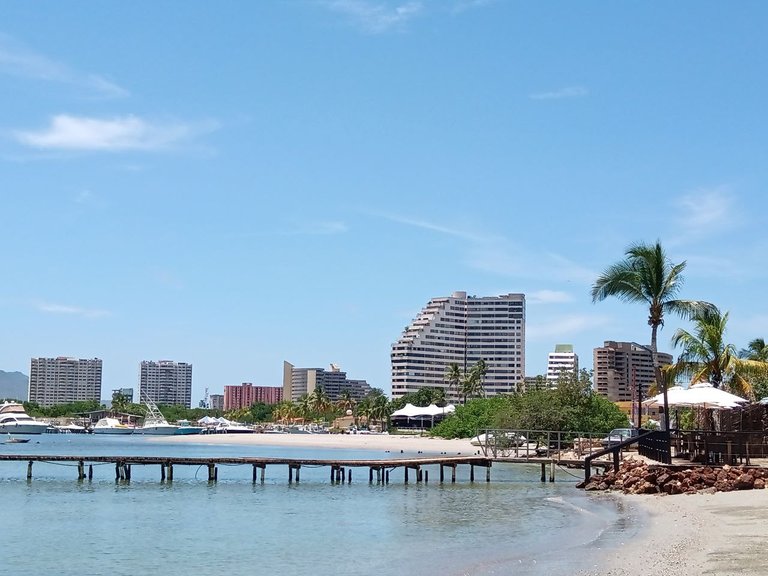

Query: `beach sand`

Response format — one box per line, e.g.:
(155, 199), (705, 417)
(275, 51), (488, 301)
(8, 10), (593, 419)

(580, 488), (768, 576)
(160, 431), (480, 455)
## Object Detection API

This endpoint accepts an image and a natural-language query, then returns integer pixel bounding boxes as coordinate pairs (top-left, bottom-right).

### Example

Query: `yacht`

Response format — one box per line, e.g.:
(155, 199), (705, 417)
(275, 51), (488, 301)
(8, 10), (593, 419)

(135, 396), (178, 435)
(174, 419), (203, 435)
(92, 417), (135, 435)
(0, 401), (50, 434)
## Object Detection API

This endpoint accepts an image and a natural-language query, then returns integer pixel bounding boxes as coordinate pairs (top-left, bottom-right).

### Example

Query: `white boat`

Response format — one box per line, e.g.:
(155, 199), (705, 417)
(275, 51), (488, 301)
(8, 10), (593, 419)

(174, 419), (203, 435)
(136, 395), (178, 435)
(92, 417), (135, 435)
(0, 401), (50, 434)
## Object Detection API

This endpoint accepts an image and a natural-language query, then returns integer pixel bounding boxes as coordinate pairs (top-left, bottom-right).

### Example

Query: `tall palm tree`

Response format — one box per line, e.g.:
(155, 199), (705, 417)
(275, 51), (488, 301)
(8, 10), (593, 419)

(336, 390), (355, 414)
(461, 359), (487, 402)
(444, 363), (462, 402)
(591, 240), (714, 430)
(672, 307), (768, 398)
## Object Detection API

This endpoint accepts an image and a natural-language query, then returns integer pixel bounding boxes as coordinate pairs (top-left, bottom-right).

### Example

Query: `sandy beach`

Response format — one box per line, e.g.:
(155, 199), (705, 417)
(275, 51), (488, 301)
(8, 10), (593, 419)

(579, 488), (768, 576)
(161, 431), (480, 456)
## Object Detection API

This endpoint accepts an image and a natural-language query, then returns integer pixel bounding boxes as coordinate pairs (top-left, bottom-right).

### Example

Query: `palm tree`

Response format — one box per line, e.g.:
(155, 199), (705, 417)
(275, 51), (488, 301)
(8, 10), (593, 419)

(672, 307), (768, 398)
(591, 240), (714, 430)
(461, 360), (487, 402)
(444, 363), (462, 402)
(336, 390), (355, 414)
(739, 338), (768, 362)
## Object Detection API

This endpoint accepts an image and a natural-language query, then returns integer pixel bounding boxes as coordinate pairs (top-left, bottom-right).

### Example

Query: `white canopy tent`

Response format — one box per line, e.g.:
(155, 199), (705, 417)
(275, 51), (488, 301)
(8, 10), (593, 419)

(643, 383), (749, 410)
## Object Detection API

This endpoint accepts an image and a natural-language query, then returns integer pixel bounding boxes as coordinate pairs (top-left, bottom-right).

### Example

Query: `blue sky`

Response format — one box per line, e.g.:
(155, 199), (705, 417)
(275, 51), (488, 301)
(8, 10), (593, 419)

(2, 1), (767, 403)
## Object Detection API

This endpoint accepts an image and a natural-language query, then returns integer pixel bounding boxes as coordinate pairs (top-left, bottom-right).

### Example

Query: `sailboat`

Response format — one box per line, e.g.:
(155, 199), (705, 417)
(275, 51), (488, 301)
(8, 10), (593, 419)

(135, 394), (179, 435)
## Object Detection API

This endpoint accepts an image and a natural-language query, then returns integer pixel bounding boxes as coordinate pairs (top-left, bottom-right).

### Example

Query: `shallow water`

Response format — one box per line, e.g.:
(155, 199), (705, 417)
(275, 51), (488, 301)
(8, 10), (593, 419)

(0, 434), (637, 576)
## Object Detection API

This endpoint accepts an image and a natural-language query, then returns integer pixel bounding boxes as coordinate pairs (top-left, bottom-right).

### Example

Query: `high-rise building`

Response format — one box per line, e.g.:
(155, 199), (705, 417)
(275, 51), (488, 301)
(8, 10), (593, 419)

(546, 344), (579, 386)
(593, 341), (673, 402)
(28, 357), (102, 407)
(112, 387), (134, 403)
(391, 291), (525, 400)
(138, 360), (192, 407)
(209, 394), (224, 411)
(283, 362), (372, 402)
(223, 383), (283, 410)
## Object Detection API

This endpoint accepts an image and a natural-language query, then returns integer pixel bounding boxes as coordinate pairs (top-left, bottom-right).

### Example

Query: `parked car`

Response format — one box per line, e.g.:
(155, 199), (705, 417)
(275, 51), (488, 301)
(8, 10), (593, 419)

(600, 428), (638, 448)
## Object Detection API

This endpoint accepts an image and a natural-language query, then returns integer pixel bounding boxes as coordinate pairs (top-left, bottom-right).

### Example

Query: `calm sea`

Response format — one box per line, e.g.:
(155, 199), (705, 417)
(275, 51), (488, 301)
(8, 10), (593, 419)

(0, 434), (641, 576)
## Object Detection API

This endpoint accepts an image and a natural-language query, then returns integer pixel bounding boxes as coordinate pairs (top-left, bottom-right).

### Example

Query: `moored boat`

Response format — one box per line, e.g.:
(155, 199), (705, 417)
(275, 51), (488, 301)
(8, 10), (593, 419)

(0, 401), (50, 434)
(92, 417), (135, 435)
(175, 419), (203, 435)
(135, 395), (178, 435)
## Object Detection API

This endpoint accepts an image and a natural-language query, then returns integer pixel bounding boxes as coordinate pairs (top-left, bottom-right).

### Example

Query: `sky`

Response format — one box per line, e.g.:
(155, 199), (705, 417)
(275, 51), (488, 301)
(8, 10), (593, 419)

(2, 1), (768, 403)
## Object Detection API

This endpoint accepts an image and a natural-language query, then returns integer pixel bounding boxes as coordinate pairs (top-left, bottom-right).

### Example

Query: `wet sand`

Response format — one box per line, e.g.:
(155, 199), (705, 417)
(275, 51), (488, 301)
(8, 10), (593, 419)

(579, 489), (768, 576)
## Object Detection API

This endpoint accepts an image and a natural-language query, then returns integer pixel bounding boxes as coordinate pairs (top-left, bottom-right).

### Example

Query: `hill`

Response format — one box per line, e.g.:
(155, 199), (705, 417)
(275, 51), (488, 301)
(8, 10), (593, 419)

(0, 370), (28, 401)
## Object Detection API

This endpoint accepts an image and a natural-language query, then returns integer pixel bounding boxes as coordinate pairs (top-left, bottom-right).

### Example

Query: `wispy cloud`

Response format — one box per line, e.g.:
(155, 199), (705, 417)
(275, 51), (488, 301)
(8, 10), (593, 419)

(37, 302), (110, 318)
(321, 0), (423, 33)
(376, 212), (492, 243)
(14, 114), (218, 152)
(0, 35), (128, 98)
(675, 187), (736, 232)
(527, 290), (574, 305)
(451, 0), (496, 13)
(527, 313), (611, 341)
(529, 86), (588, 100)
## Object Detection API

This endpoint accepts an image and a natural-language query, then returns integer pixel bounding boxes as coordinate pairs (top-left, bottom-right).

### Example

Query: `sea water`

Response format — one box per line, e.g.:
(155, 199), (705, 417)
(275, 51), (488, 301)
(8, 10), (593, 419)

(0, 435), (641, 576)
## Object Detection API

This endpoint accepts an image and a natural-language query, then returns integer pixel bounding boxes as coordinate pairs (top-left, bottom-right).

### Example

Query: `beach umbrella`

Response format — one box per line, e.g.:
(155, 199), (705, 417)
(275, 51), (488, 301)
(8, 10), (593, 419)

(684, 382), (748, 409)
(642, 386), (688, 407)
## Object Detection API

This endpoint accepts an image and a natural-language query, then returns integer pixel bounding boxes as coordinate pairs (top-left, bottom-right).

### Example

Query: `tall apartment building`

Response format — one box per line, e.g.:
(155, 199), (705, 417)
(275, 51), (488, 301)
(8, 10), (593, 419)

(209, 394), (224, 411)
(391, 291), (525, 400)
(139, 360), (192, 407)
(283, 362), (372, 402)
(223, 383), (283, 411)
(546, 344), (579, 386)
(593, 341), (673, 402)
(28, 357), (102, 407)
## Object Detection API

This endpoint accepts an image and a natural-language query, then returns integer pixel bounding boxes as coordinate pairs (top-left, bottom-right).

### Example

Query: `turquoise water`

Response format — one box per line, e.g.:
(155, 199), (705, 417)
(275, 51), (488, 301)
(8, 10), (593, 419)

(0, 435), (637, 575)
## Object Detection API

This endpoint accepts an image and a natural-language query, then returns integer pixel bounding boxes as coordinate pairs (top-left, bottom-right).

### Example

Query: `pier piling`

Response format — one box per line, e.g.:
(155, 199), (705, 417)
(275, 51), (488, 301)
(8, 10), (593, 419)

(27, 460), (33, 480)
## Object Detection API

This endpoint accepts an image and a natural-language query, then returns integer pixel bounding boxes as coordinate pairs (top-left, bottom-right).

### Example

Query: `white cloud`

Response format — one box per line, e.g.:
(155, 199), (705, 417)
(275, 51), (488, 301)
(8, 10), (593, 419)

(0, 35), (128, 98)
(676, 187), (735, 231)
(526, 314), (611, 341)
(376, 212), (493, 243)
(322, 0), (423, 33)
(529, 86), (588, 100)
(37, 302), (110, 318)
(14, 114), (217, 152)
(527, 290), (574, 305)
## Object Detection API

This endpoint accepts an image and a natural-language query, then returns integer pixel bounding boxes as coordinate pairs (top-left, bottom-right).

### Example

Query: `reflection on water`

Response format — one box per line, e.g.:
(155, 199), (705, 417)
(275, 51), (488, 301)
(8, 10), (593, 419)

(0, 434), (634, 576)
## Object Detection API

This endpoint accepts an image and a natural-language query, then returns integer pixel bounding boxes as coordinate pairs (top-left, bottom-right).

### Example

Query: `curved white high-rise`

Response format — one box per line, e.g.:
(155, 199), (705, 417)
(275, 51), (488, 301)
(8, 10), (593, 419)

(391, 291), (525, 400)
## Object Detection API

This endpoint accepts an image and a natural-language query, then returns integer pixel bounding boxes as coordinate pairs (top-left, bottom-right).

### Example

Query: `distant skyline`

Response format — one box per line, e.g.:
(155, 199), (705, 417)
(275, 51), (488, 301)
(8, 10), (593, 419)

(2, 2), (768, 403)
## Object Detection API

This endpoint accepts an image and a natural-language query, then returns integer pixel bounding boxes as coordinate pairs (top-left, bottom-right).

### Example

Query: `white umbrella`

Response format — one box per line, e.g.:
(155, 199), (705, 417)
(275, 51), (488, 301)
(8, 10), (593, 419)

(642, 386), (687, 407)
(685, 382), (748, 409)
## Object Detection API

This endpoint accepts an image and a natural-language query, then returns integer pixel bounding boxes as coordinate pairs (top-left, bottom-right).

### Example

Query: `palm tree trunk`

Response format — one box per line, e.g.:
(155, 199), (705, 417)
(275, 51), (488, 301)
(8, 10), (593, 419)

(651, 324), (671, 432)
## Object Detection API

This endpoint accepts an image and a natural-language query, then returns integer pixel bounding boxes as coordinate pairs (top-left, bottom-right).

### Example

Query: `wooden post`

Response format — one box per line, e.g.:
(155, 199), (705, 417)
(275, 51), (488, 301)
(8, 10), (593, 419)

(261, 466), (266, 483)
(27, 461), (33, 480)
(549, 460), (555, 482)
(161, 463), (166, 482)
(439, 464), (444, 483)
(470, 464), (475, 482)
(330, 466), (336, 483)
(208, 463), (215, 482)
(78, 460), (85, 480)
(88, 464), (93, 481)
(168, 463), (174, 482)
(347, 468), (351, 483)
(126, 464), (131, 481)
(288, 466), (294, 483)
(296, 465), (301, 483)
(424, 470), (429, 484)
(486, 463), (491, 483)
(417, 466), (422, 483)
(541, 462), (547, 482)
(404, 466), (409, 484)
(451, 465), (456, 484)
(376, 467), (382, 483)
(253, 465), (258, 483)
(369, 468), (374, 484)
(385, 470), (390, 484)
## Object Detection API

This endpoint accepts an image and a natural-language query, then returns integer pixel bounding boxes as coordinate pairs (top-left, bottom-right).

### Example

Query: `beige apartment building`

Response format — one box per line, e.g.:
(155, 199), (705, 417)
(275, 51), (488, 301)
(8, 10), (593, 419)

(29, 356), (103, 407)
(593, 341), (673, 403)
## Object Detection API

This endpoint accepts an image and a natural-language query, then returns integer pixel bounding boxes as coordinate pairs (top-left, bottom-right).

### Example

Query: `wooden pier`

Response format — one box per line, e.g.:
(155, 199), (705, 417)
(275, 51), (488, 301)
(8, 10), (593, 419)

(0, 454), (495, 484)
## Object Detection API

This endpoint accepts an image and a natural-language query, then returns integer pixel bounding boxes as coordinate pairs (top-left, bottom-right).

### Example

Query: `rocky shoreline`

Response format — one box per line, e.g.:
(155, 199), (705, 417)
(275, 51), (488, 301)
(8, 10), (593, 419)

(577, 457), (768, 495)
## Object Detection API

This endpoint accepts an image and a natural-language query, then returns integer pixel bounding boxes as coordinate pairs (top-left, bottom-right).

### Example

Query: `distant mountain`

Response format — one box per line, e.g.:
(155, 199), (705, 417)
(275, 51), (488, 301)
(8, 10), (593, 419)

(0, 370), (28, 401)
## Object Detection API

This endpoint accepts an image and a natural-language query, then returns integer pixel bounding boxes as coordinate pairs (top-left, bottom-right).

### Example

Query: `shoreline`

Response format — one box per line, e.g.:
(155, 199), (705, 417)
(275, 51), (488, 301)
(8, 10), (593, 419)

(158, 431), (481, 455)
(579, 489), (768, 576)
(162, 432), (767, 575)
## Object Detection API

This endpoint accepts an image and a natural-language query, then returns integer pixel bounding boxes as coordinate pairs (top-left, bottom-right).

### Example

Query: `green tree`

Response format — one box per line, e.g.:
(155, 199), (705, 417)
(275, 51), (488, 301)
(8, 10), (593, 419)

(591, 240), (714, 429)
(739, 338), (768, 399)
(672, 307), (768, 398)
(444, 363), (462, 400)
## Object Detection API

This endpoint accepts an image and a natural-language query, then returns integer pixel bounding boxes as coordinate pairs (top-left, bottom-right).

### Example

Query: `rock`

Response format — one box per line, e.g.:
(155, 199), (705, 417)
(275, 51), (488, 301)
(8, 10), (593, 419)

(734, 474), (755, 490)
(754, 478), (765, 489)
